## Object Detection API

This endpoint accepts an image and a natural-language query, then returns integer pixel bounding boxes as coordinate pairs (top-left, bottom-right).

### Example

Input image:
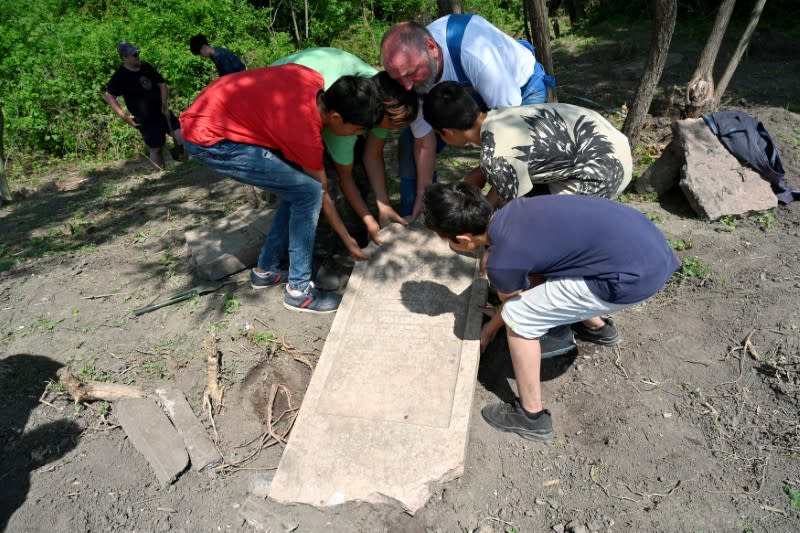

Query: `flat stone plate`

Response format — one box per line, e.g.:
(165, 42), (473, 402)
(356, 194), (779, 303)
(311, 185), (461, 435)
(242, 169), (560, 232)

(269, 222), (486, 513)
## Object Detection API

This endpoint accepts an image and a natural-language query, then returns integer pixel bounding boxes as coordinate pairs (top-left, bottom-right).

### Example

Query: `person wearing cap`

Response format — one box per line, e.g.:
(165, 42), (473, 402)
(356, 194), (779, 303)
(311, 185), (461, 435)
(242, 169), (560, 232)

(103, 41), (184, 168)
(189, 34), (245, 77)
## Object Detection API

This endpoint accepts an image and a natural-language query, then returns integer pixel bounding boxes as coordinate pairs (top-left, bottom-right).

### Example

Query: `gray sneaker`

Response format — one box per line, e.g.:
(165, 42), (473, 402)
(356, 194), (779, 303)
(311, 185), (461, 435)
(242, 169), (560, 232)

(481, 401), (554, 442)
(572, 317), (620, 345)
(283, 282), (341, 314)
(250, 268), (288, 289)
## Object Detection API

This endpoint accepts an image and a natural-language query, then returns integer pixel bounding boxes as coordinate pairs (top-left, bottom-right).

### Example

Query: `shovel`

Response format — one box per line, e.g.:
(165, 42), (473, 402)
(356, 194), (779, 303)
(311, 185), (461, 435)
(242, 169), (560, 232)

(133, 282), (225, 316)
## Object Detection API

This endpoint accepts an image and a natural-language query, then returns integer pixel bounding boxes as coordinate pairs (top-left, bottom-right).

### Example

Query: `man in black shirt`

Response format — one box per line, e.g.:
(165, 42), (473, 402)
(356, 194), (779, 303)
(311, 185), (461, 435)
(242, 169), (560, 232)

(103, 41), (183, 168)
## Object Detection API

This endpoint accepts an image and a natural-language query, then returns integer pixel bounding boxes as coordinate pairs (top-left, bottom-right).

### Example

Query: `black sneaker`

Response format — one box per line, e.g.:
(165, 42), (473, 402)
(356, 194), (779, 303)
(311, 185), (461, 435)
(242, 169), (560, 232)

(283, 282), (341, 314)
(481, 401), (554, 442)
(540, 324), (577, 359)
(572, 317), (620, 345)
(169, 144), (186, 162)
(250, 268), (288, 289)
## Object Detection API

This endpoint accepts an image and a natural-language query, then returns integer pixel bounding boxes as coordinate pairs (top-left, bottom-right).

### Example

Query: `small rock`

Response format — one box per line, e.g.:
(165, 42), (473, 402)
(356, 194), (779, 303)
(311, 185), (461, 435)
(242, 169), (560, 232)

(546, 498), (559, 510)
(552, 524), (565, 533)
(535, 498), (547, 505)
(565, 520), (589, 533)
(587, 519), (603, 532)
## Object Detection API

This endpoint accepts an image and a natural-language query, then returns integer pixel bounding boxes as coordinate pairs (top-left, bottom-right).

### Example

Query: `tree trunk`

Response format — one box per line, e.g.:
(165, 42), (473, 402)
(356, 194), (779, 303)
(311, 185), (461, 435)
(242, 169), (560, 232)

(0, 105), (10, 203)
(437, 0), (462, 17)
(522, 0), (533, 43)
(684, 0), (736, 117)
(714, 0), (766, 106)
(622, 0), (678, 147)
(525, 0), (557, 101)
(288, 1), (301, 44)
(304, 0), (309, 40)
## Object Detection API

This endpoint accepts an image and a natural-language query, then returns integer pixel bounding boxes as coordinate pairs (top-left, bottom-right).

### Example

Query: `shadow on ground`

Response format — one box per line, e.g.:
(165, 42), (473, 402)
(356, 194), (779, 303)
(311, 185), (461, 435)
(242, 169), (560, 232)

(477, 326), (577, 404)
(0, 354), (82, 530)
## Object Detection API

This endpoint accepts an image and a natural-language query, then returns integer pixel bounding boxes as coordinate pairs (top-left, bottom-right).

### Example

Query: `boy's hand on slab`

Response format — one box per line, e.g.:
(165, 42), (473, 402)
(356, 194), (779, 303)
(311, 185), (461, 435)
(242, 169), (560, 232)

(378, 206), (407, 227)
(343, 235), (369, 261)
(366, 218), (382, 246)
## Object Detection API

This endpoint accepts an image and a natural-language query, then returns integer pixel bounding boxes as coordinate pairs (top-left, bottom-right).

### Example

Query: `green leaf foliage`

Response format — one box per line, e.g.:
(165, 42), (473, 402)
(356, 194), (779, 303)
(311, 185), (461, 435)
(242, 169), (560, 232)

(0, 0), (290, 161)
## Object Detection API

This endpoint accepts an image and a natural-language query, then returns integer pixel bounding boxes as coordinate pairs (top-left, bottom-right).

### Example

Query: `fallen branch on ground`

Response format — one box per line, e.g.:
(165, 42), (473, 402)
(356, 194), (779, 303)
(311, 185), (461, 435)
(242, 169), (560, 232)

(203, 334), (224, 412)
(57, 368), (149, 403)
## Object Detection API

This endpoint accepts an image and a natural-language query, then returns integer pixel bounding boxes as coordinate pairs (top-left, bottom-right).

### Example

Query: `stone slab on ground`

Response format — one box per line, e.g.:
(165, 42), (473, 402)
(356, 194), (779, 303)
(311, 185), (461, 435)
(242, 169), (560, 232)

(674, 118), (777, 220)
(185, 207), (275, 280)
(240, 495), (298, 532)
(155, 385), (221, 471)
(114, 398), (189, 487)
(269, 222), (487, 513)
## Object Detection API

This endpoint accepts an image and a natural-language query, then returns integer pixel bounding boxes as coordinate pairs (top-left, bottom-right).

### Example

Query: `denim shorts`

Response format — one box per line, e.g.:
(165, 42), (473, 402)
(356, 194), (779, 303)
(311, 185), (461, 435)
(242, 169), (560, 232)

(501, 277), (633, 339)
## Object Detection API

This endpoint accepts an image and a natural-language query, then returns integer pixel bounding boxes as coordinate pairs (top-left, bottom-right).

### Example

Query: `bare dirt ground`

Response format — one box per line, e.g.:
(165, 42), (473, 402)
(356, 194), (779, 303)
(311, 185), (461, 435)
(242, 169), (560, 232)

(2, 21), (800, 533)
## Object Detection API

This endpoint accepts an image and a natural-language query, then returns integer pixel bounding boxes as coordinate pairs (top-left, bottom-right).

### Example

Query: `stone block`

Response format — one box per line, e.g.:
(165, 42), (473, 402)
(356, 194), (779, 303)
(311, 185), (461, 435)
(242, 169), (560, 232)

(185, 207), (275, 281)
(674, 118), (776, 220)
(115, 398), (189, 487)
(155, 386), (221, 471)
(268, 222), (487, 513)
(240, 496), (285, 532)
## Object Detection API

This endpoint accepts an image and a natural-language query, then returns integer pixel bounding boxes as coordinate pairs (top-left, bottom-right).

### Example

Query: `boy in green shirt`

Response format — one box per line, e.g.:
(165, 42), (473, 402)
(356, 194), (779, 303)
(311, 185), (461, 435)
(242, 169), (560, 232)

(272, 48), (417, 248)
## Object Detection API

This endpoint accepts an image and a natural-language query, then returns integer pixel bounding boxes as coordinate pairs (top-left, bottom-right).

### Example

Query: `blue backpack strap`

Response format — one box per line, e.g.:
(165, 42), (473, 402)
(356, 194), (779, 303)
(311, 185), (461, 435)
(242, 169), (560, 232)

(445, 14), (474, 85)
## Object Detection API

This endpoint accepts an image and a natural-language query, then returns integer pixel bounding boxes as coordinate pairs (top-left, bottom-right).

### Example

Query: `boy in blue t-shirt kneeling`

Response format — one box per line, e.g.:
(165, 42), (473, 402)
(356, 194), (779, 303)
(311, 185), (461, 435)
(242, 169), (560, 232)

(423, 182), (680, 442)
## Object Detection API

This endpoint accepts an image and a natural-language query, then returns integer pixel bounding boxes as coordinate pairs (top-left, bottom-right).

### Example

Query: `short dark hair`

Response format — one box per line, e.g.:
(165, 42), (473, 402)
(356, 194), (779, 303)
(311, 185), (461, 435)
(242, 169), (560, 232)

(423, 82), (479, 131)
(373, 71), (418, 128)
(323, 75), (383, 129)
(189, 34), (209, 55)
(423, 182), (493, 240)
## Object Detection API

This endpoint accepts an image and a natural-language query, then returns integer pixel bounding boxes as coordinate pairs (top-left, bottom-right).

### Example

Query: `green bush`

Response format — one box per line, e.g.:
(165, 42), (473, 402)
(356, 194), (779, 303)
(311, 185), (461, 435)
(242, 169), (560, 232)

(0, 0), (537, 168)
(0, 0), (293, 163)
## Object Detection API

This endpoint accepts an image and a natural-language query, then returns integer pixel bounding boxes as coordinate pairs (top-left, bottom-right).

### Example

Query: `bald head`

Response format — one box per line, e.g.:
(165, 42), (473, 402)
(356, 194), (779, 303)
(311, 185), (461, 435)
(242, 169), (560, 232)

(381, 21), (442, 93)
(381, 22), (430, 61)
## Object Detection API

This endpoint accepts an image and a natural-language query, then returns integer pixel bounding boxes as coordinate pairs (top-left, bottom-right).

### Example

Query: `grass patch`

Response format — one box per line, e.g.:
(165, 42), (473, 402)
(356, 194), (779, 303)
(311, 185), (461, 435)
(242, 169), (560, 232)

(750, 212), (775, 230)
(785, 483), (800, 509)
(141, 359), (172, 380)
(645, 213), (663, 224)
(248, 330), (278, 346)
(667, 238), (693, 251)
(673, 256), (712, 283)
(632, 144), (660, 168)
(718, 215), (737, 230)
(224, 296), (241, 316)
(158, 253), (179, 278)
(617, 191), (660, 204)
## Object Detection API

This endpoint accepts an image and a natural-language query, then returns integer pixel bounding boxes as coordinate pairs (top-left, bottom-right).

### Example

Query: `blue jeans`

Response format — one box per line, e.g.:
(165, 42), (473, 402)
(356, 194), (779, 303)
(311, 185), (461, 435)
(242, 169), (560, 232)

(397, 68), (551, 215)
(184, 140), (322, 291)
